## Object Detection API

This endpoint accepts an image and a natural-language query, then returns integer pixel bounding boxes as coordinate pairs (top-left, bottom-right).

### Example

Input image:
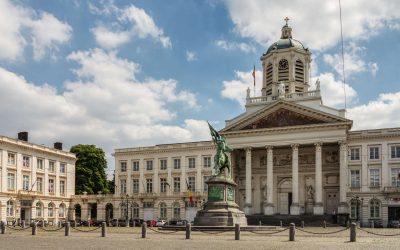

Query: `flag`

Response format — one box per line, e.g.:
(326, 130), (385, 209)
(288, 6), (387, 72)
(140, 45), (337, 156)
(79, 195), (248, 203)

(252, 65), (256, 87)
(207, 121), (220, 144)
(186, 179), (193, 204)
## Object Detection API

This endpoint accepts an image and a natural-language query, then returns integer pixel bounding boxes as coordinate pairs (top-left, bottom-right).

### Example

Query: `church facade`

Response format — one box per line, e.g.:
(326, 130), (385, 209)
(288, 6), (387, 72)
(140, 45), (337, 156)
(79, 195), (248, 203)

(72, 20), (400, 227)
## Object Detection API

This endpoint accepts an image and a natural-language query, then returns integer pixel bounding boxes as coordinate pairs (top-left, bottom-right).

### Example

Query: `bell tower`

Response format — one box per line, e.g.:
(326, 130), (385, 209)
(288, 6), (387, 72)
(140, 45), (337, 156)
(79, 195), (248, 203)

(260, 18), (312, 97)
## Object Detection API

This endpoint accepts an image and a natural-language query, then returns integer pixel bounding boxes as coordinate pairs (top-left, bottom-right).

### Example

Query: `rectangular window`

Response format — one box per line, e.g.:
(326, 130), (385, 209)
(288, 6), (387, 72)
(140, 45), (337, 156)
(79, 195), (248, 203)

(37, 158), (44, 170)
(132, 161), (139, 171)
(120, 179), (127, 194)
(391, 168), (400, 187)
(160, 178), (167, 192)
(23, 175), (30, 191)
(173, 177), (180, 192)
(49, 161), (55, 173)
(60, 163), (66, 173)
(188, 158), (196, 168)
(188, 176), (196, 192)
(203, 156), (211, 168)
(173, 158), (181, 169)
(369, 147), (380, 160)
(60, 180), (65, 194)
(7, 173), (15, 190)
(48, 179), (55, 193)
(132, 179), (139, 193)
(23, 156), (30, 167)
(37, 177), (43, 192)
(350, 170), (360, 188)
(391, 145), (400, 159)
(7, 152), (16, 165)
(146, 178), (153, 193)
(146, 160), (153, 171)
(350, 148), (360, 161)
(160, 159), (167, 170)
(204, 176), (212, 192)
(120, 161), (127, 172)
(369, 169), (380, 187)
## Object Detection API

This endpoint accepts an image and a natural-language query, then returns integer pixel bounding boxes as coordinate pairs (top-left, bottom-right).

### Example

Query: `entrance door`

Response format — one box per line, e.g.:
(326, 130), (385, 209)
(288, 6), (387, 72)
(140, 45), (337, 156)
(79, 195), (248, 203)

(21, 208), (25, 221)
(279, 193), (288, 214)
(288, 192), (293, 214)
(326, 191), (339, 214)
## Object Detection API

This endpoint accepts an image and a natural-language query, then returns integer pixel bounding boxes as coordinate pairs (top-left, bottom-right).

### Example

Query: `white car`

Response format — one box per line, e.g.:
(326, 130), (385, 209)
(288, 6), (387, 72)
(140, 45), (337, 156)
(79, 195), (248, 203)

(156, 220), (166, 227)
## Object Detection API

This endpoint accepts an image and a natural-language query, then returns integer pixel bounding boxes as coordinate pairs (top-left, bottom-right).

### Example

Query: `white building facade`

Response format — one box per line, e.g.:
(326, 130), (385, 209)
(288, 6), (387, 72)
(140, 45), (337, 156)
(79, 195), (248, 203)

(0, 132), (76, 224)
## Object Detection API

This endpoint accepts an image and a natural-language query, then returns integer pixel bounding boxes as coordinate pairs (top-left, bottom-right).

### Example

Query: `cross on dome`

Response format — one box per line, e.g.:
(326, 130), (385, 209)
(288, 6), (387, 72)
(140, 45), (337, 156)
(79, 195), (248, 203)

(284, 16), (289, 25)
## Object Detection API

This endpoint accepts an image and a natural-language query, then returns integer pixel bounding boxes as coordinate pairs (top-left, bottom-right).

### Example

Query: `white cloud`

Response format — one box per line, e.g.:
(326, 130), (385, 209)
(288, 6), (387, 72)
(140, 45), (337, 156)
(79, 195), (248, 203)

(186, 51), (197, 62)
(215, 40), (255, 53)
(221, 69), (262, 106)
(0, 49), (205, 171)
(311, 73), (357, 108)
(90, 2), (171, 49)
(323, 42), (378, 78)
(348, 92), (400, 130)
(0, 0), (72, 61)
(223, 0), (400, 51)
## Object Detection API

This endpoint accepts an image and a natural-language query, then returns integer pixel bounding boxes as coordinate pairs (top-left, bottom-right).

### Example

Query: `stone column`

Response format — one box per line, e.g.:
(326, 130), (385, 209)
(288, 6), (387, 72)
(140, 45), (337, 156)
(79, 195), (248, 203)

(290, 144), (300, 215)
(313, 143), (324, 215)
(264, 146), (274, 215)
(338, 141), (349, 214)
(244, 147), (252, 215)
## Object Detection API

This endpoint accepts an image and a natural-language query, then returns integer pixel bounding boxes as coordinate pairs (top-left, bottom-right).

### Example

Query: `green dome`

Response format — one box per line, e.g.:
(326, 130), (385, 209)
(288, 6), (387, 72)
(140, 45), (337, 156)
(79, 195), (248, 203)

(266, 38), (307, 54)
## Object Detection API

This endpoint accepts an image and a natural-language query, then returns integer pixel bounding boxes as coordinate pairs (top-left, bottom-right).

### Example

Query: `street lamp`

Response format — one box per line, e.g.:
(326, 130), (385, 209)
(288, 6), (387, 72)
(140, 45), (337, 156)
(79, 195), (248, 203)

(353, 196), (364, 223)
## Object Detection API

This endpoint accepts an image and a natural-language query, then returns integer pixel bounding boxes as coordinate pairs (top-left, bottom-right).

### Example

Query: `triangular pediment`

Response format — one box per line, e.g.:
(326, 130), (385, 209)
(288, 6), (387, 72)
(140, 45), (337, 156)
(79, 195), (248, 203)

(240, 108), (325, 130)
(221, 101), (350, 133)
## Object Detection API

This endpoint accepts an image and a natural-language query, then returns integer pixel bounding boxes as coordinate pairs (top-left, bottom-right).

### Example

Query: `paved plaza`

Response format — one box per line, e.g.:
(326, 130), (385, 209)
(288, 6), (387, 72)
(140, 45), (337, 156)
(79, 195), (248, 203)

(2, 226), (400, 250)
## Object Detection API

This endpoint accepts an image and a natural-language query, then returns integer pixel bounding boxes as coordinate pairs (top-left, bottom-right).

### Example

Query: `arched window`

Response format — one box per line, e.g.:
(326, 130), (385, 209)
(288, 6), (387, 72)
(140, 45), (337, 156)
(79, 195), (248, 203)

(173, 202), (180, 219)
(132, 203), (139, 218)
(159, 202), (167, 219)
(48, 203), (54, 217)
(278, 59), (289, 83)
(6, 200), (14, 217)
(370, 199), (380, 218)
(295, 59), (304, 83)
(59, 204), (65, 218)
(36, 202), (43, 217)
(265, 63), (273, 87)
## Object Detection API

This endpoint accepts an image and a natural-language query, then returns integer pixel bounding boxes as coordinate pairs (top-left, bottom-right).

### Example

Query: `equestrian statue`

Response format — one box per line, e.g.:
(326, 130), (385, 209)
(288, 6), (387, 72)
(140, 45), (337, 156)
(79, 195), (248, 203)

(208, 122), (232, 177)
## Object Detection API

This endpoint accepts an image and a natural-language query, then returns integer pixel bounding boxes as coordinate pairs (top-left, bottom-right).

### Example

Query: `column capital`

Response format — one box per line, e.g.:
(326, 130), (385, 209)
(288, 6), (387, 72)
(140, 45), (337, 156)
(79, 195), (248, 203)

(244, 147), (252, 152)
(314, 142), (323, 151)
(291, 144), (299, 149)
(338, 141), (347, 150)
(265, 145), (273, 151)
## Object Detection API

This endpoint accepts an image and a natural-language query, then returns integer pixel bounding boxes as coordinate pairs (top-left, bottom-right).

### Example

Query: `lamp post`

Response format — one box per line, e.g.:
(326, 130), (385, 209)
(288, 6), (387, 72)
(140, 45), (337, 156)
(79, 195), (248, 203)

(353, 196), (363, 225)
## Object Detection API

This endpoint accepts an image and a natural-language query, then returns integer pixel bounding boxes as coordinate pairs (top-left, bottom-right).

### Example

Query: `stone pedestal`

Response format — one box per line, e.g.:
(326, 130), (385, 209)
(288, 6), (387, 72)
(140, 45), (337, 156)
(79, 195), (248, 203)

(313, 202), (324, 215)
(263, 202), (274, 215)
(305, 199), (314, 214)
(194, 176), (247, 226)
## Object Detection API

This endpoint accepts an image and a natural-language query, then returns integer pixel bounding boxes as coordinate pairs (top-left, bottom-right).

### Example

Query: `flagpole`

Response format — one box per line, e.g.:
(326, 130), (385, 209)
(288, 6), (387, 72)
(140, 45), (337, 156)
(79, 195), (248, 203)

(252, 64), (256, 97)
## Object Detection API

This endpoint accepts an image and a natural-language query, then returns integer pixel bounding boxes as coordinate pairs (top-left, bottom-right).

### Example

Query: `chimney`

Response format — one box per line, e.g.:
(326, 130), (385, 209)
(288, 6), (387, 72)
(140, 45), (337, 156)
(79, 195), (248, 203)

(18, 132), (28, 142)
(54, 142), (63, 150)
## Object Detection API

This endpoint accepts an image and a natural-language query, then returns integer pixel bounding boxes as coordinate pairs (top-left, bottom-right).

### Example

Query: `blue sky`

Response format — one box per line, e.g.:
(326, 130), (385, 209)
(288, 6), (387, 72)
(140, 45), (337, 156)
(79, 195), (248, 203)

(1, 0), (400, 173)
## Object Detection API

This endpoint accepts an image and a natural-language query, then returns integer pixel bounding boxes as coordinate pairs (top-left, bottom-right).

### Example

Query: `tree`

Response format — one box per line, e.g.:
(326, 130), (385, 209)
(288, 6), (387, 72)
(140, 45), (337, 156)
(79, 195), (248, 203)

(108, 172), (115, 194)
(70, 144), (110, 195)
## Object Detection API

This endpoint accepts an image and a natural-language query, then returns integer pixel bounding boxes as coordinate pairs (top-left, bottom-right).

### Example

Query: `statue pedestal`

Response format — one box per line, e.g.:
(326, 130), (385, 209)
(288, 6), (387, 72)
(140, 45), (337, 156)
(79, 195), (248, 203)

(305, 199), (314, 214)
(194, 175), (247, 226)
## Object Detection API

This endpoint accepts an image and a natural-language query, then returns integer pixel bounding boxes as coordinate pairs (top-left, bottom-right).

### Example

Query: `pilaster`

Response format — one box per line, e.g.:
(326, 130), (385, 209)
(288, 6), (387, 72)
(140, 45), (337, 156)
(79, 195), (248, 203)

(244, 147), (252, 215)
(290, 144), (300, 215)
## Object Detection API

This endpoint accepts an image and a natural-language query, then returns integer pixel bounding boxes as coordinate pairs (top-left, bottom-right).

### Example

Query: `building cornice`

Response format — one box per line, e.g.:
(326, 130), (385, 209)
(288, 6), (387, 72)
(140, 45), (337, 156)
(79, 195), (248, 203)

(348, 127), (400, 141)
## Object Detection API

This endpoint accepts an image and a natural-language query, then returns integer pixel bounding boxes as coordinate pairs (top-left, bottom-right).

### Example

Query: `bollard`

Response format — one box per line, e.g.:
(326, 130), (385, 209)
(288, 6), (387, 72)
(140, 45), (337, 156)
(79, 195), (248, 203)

(141, 223), (147, 238)
(186, 223), (191, 240)
(32, 222), (37, 236)
(280, 220), (283, 227)
(350, 222), (356, 242)
(235, 223), (240, 240)
(101, 222), (107, 237)
(289, 223), (295, 241)
(323, 220), (326, 228)
(65, 222), (70, 237)
(259, 220), (261, 226)
(133, 221), (136, 227)
(1, 221), (5, 234)
(301, 221), (304, 228)
(116, 219), (119, 227)
(371, 221), (374, 228)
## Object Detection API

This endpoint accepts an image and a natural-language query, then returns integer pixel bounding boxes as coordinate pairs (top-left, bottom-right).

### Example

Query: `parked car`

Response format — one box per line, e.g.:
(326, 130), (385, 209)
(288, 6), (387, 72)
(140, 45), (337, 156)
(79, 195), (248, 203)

(110, 219), (128, 227)
(146, 220), (157, 227)
(388, 220), (400, 228)
(156, 220), (167, 227)
(176, 220), (188, 226)
(168, 219), (178, 225)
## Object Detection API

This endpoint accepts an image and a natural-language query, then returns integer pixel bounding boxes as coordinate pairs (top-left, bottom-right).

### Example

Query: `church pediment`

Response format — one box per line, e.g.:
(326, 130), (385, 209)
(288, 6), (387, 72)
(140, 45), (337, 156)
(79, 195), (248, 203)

(241, 108), (325, 130)
(222, 101), (350, 133)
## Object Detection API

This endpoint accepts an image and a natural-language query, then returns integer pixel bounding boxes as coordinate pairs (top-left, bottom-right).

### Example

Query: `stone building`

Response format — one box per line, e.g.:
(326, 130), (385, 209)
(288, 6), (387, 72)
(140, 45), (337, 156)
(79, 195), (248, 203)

(0, 132), (76, 224)
(71, 20), (400, 227)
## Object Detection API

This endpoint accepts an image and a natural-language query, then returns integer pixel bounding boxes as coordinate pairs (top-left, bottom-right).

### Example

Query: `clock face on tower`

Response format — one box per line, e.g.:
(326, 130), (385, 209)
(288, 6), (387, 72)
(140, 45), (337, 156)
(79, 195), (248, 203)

(278, 59), (289, 70)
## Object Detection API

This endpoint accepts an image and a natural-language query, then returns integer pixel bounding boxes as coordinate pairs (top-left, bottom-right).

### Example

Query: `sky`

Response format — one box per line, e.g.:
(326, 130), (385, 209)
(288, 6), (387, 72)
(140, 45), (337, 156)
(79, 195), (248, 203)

(1, 0), (400, 175)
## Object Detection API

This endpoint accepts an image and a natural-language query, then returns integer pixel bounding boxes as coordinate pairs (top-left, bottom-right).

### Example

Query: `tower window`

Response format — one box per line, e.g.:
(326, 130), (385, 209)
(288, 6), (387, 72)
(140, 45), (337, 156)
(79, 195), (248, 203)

(265, 63), (273, 86)
(295, 59), (304, 83)
(278, 59), (289, 82)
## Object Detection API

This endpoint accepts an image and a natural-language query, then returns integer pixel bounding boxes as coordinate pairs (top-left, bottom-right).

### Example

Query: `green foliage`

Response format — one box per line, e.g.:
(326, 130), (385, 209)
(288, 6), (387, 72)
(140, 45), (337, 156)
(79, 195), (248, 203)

(70, 144), (110, 195)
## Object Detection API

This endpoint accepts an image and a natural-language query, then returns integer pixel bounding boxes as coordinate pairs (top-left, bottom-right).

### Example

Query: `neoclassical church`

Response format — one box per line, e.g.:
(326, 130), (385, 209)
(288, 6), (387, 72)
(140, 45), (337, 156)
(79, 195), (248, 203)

(71, 20), (400, 227)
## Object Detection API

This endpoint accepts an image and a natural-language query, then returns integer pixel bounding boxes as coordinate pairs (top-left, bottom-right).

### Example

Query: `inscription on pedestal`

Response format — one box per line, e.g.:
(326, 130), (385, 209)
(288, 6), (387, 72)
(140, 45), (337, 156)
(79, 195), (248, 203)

(208, 186), (224, 201)
(227, 187), (235, 201)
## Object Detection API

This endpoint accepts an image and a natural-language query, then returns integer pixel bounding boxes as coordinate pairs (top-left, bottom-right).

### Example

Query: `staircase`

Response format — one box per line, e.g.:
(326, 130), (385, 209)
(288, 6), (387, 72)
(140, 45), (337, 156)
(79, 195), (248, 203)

(247, 214), (337, 227)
